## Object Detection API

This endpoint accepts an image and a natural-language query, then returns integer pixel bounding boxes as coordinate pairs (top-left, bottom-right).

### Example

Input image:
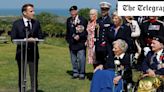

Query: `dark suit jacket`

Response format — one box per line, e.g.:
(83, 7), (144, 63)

(107, 25), (132, 51)
(142, 50), (164, 75)
(11, 18), (43, 61)
(66, 16), (87, 51)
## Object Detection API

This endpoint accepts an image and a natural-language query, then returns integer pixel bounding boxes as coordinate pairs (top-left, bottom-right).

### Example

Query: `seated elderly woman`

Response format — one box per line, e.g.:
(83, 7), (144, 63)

(90, 39), (132, 92)
(138, 36), (164, 92)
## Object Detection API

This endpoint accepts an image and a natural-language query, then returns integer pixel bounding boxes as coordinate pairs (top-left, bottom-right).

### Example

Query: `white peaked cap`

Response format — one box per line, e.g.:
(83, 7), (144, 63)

(99, 1), (111, 8)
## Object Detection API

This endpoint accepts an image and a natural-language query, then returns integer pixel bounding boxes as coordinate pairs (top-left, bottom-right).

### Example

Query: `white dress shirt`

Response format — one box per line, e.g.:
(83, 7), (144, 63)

(23, 17), (32, 29)
(115, 53), (125, 60)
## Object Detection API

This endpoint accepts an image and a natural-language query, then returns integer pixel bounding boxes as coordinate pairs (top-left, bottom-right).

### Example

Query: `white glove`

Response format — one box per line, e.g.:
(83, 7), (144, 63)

(143, 47), (151, 56)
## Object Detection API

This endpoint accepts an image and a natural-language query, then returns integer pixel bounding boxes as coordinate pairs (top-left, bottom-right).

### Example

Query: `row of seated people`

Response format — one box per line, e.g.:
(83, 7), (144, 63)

(90, 36), (164, 92)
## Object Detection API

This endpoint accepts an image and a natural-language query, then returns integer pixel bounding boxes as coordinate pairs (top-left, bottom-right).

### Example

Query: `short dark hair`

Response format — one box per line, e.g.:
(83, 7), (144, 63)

(21, 3), (34, 13)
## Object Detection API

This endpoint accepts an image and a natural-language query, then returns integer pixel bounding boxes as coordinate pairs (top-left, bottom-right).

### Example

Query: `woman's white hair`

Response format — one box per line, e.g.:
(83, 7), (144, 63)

(113, 39), (128, 53)
(89, 9), (98, 19)
(90, 9), (98, 16)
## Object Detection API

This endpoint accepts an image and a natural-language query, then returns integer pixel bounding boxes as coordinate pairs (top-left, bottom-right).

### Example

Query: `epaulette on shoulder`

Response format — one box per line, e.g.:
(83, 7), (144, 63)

(143, 20), (149, 23)
(157, 20), (164, 26)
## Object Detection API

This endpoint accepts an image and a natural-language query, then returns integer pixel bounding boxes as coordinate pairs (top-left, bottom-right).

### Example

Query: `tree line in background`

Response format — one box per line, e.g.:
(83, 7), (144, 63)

(0, 8), (94, 38)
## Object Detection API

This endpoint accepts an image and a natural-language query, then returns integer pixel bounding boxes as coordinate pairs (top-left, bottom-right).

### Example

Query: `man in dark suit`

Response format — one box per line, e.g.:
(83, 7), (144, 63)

(11, 4), (43, 92)
(66, 5), (87, 79)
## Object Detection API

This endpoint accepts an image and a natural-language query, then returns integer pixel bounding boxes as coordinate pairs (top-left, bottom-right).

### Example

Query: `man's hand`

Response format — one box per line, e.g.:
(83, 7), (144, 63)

(74, 35), (80, 41)
(143, 47), (151, 56)
(158, 64), (164, 69)
(113, 76), (122, 85)
(147, 69), (156, 77)
(94, 65), (103, 73)
(24, 38), (37, 42)
(160, 64), (164, 68)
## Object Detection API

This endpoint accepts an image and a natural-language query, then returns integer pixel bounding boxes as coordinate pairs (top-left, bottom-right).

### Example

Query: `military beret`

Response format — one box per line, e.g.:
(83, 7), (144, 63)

(99, 2), (111, 8)
(153, 35), (164, 44)
(69, 5), (78, 11)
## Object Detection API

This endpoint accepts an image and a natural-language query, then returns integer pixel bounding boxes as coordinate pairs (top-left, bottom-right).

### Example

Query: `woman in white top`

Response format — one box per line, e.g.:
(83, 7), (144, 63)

(125, 16), (141, 53)
(125, 16), (141, 38)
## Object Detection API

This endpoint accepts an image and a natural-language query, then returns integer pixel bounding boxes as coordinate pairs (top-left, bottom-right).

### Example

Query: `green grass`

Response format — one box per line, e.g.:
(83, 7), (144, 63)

(0, 42), (93, 92)
(43, 37), (68, 47)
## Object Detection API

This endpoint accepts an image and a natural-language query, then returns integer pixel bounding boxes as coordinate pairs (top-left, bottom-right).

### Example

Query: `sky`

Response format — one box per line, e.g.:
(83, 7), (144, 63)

(0, 0), (117, 9)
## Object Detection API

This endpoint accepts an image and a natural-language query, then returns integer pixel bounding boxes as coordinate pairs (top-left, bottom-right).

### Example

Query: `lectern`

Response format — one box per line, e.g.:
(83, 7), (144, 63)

(13, 39), (44, 92)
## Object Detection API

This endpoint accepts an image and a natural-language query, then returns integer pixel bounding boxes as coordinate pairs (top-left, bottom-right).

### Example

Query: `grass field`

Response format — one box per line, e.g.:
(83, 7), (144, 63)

(0, 39), (93, 92)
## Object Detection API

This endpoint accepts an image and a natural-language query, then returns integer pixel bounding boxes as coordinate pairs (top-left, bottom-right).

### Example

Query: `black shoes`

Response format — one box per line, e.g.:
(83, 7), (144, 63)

(79, 76), (85, 80)
(71, 75), (79, 79)
(71, 74), (85, 80)
(71, 73), (79, 79)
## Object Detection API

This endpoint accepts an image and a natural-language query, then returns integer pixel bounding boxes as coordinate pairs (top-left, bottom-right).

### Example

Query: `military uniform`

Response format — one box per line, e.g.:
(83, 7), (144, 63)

(140, 19), (164, 48)
(66, 16), (87, 51)
(139, 50), (164, 92)
(95, 15), (112, 65)
(142, 50), (164, 75)
(140, 36), (164, 92)
(66, 6), (88, 79)
(94, 1), (112, 65)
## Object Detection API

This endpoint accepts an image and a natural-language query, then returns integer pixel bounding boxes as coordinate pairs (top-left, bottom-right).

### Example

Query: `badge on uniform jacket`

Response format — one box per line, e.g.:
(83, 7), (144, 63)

(96, 24), (100, 38)
(75, 25), (84, 33)
(159, 53), (164, 63)
(104, 24), (110, 27)
(148, 25), (160, 31)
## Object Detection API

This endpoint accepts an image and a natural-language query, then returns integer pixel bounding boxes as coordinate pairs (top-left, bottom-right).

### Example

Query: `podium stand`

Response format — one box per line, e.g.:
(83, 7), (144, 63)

(13, 39), (44, 92)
